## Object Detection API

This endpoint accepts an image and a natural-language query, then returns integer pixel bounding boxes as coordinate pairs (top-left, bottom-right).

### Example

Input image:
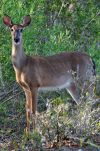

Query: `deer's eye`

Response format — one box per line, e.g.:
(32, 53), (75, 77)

(20, 29), (23, 32)
(11, 28), (13, 32)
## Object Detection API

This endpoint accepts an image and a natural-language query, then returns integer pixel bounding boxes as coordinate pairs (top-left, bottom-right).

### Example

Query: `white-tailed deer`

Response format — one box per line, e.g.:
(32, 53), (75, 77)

(3, 15), (96, 132)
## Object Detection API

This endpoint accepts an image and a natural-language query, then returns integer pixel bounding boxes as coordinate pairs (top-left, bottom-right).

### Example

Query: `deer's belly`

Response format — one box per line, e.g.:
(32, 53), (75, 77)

(38, 79), (72, 92)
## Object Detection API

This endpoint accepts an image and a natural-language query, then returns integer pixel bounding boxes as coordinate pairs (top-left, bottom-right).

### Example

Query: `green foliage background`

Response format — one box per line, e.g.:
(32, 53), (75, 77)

(0, 1), (100, 150)
(0, 0), (99, 83)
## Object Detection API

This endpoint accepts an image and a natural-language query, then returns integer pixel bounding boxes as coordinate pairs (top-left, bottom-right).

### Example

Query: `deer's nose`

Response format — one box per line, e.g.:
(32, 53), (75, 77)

(14, 38), (20, 43)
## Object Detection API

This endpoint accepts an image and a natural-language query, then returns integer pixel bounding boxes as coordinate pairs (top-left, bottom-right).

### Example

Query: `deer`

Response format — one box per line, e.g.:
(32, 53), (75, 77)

(3, 15), (96, 132)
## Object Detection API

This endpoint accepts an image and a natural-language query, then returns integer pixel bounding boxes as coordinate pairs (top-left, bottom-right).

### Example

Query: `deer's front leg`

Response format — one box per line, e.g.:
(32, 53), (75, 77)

(29, 88), (37, 130)
(24, 88), (37, 132)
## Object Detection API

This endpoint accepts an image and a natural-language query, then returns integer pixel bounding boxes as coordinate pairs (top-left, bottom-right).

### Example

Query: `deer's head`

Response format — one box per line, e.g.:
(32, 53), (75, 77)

(3, 15), (31, 45)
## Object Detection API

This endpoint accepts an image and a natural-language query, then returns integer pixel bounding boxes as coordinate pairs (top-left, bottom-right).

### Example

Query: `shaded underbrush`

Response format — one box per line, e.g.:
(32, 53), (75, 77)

(0, 80), (100, 151)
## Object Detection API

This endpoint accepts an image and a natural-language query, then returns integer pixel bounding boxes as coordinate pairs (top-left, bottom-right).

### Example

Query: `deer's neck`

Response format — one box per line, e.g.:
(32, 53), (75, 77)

(12, 41), (26, 70)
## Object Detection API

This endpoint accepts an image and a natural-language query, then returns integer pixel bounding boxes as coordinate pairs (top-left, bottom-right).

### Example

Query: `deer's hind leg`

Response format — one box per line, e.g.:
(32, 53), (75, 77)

(66, 82), (81, 105)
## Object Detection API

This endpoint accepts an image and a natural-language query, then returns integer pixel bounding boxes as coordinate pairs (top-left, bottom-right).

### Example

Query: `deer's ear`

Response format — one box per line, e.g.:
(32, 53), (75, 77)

(22, 15), (31, 27)
(3, 15), (13, 27)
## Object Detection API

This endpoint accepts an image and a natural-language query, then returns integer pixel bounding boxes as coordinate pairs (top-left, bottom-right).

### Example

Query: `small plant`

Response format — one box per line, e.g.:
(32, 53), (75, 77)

(36, 85), (99, 148)
(21, 130), (42, 150)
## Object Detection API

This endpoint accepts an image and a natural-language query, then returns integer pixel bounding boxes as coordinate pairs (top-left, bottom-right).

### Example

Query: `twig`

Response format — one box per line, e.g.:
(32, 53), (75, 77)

(68, 136), (100, 149)
(52, 0), (68, 25)
(0, 63), (6, 93)
(0, 83), (19, 101)
(82, 12), (100, 31)
(0, 90), (23, 105)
